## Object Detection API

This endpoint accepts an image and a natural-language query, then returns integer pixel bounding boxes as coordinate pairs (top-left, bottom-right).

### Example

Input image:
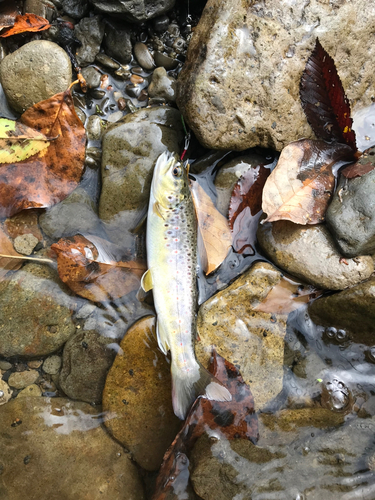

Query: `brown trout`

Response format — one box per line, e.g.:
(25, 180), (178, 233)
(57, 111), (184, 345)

(142, 152), (232, 419)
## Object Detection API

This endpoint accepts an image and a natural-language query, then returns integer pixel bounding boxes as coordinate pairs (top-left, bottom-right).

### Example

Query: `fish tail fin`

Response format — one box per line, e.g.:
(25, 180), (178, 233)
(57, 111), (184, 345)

(171, 361), (232, 420)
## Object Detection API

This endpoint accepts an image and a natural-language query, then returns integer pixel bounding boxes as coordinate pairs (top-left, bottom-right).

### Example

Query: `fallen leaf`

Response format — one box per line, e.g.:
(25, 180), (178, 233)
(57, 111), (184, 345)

(0, 117), (52, 163)
(0, 225), (24, 279)
(228, 165), (271, 254)
(254, 276), (322, 314)
(341, 146), (375, 179)
(0, 13), (51, 37)
(4, 210), (43, 241)
(262, 139), (355, 225)
(51, 235), (146, 302)
(0, 88), (86, 218)
(153, 351), (258, 500)
(300, 38), (357, 152)
(190, 180), (232, 274)
(0, 0), (21, 31)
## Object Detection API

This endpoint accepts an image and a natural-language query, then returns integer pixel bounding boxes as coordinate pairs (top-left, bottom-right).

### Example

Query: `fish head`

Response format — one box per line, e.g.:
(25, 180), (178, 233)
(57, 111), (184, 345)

(151, 151), (189, 209)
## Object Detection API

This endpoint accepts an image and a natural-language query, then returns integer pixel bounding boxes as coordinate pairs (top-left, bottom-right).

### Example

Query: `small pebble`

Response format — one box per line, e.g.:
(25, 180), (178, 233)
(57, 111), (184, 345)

(130, 74), (144, 84)
(126, 84), (140, 98)
(0, 360), (12, 371)
(75, 107), (86, 125)
(0, 379), (12, 405)
(43, 355), (62, 375)
(152, 15), (169, 33)
(81, 66), (101, 89)
(16, 384), (42, 398)
(13, 234), (38, 255)
(8, 370), (39, 389)
(75, 303), (97, 319)
(95, 52), (120, 70)
(107, 111), (123, 123)
(91, 89), (106, 100)
(114, 67), (132, 80)
(86, 115), (102, 141)
(138, 89), (148, 102)
(117, 97), (126, 110)
(134, 42), (155, 71)
(27, 360), (43, 369)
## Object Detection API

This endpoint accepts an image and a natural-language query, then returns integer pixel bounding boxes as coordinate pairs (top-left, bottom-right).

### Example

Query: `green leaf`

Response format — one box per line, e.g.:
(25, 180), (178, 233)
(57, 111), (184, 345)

(0, 118), (51, 164)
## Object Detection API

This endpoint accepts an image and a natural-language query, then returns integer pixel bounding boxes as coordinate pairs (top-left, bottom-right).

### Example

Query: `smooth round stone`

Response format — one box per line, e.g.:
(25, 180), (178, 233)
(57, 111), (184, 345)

(0, 41), (72, 113)
(81, 66), (101, 89)
(148, 67), (176, 102)
(16, 384), (42, 398)
(13, 234), (38, 255)
(0, 379), (12, 405)
(0, 360), (13, 371)
(95, 52), (120, 70)
(86, 115), (102, 141)
(154, 50), (178, 70)
(134, 42), (155, 70)
(0, 397), (145, 500)
(8, 370), (39, 389)
(43, 355), (62, 375)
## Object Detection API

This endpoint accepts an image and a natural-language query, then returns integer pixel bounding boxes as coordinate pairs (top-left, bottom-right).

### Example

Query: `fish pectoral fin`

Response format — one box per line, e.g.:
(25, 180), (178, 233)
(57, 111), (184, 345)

(153, 201), (165, 219)
(156, 321), (170, 355)
(141, 269), (153, 292)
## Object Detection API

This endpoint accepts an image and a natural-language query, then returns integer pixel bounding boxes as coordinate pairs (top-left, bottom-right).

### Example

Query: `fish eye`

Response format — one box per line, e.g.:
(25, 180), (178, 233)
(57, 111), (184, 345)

(172, 166), (182, 177)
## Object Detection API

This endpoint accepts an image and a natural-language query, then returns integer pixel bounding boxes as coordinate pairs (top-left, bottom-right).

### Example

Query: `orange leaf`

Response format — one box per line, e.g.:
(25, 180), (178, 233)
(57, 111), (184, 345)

(51, 235), (146, 303)
(262, 139), (355, 225)
(0, 13), (51, 37)
(190, 180), (232, 274)
(0, 225), (23, 280)
(0, 89), (86, 218)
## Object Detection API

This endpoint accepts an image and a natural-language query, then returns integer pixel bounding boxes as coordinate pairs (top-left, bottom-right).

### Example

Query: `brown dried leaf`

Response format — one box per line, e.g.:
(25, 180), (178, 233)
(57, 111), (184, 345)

(153, 351), (258, 499)
(0, 225), (23, 280)
(190, 181), (232, 274)
(262, 139), (355, 225)
(51, 235), (146, 302)
(0, 89), (86, 218)
(341, 147), (375, 179)
(4, 210), (43, 241)
(254, 277), (322, 314)
(0, 13), (51, 37)
(229, 165), (271, 254)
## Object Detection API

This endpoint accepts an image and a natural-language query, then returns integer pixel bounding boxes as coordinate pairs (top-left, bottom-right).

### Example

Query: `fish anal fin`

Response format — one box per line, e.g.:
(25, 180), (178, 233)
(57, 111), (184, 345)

(171, 362), (232, 420)
(141, 269), (153, 292)
(156, 321), (170, 355)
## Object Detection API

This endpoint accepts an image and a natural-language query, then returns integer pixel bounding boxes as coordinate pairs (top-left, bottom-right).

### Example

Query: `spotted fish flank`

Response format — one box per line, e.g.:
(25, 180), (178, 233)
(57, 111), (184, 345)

(143, 152), (232, 420)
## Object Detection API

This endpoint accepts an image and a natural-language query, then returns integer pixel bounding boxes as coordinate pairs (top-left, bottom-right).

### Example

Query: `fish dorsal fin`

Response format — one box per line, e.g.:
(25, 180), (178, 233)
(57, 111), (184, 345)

(156, 321), (170, 355)
(141, 269), (153, 292)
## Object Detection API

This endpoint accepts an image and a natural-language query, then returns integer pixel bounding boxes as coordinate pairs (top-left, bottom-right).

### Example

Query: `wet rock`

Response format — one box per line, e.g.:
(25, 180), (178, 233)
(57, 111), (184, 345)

(104, 22), (132, 64)
(326, 168), (375, 257)
(16, 384), (42, 398)
(75, 16), (105, 66)
(59, 330), (117, 405)
(61, 0), (89, 19)
(0, 397), (145, 500)
(27, 360), (43, 369)
(81, 66), (101, 89)
(39, 187), (101, 239)
(90, 0), (175, 23)
(196, 262), (287, 410)
(177, 0), (375, 151)
(153, 15), (170, 33)
(95, 52), (120, 70)
(215, 154), (268, 216)
(0, 41), (72, 113)
(134, 42), (155, 70)
(103, 316), (181, 471)
(309, 277), (375, 345)
(0, 379), (12, 405)
(23, 0), (56, 20)
(154, 51), (178, 71)
(43, 355), (62, 375)
(13, 233), (38, 255)
(190, 412), (372, 500)
(257, 220), (374, 290)
(86, 115), (103, 141)
(0, 263), (76, 357)
(0, 361), (12, 370)
(98, 106), (184, 245)
(148, 67), (176, 102)
(8, 370), (39, 389)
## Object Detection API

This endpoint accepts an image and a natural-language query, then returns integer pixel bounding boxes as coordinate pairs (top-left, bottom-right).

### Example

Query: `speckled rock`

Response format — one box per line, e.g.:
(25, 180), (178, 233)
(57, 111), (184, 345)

(103, 316), (181, 471)
(98, 106), (184, 246)
(75, 16), (105, 66)
(177, 0), (375, 151)
(90, 0), (175, 23)
(13, 234), (38, 255)
(257, 220), (374, 290)
(43, 355), (62, 375)
(0, 397), (145, 500)
(59, 330), (117, 405)
(148, 67), (176, 102)
(326, 168), (375, 257)
(0, 41), (72, 113)
(309, 277), (375, 345)
(16, 384), (42, 398)
(215, 154), (268, 215)
(39, 188), (100, 239)
(0, 379), (12, 405)
(8, 370), (39, 389)
(196, 262), (287, 410)
(0, 263), (76, 357)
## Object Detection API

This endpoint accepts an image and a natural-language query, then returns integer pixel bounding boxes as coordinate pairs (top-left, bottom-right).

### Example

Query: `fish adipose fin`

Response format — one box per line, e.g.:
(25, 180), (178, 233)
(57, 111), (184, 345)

(156, 321), (170, 355)
(171, 362), (232, 420)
